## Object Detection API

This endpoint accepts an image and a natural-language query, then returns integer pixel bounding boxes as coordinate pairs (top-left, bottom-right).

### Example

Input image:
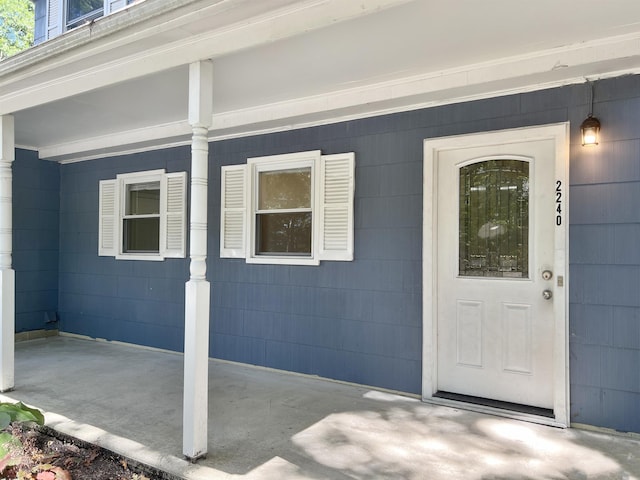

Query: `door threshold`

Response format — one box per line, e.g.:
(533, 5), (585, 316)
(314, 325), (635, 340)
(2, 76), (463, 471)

(424, 392), (566, 428)
(435, 391), (553, 417)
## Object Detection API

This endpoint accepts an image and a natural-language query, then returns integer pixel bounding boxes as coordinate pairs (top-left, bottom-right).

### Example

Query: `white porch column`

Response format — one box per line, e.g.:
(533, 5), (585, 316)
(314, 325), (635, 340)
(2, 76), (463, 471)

(183, 61), (213, 461)
(0, 116), (15, 393)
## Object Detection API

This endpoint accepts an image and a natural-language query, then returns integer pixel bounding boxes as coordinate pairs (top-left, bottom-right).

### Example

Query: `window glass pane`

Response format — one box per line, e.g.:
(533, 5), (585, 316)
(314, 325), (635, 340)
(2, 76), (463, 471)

(126, 182), (160, 215)
(67, 0), (103, 22)
(459, 160), (529, 278)
(256, 212), (312, 255)
(258, 168), (311, 210)
(123, 217), (160, 253)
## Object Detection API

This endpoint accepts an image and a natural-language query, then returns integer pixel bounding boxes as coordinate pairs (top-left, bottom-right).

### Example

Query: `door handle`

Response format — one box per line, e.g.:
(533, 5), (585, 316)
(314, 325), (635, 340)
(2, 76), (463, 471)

(542, 289), (553, 300)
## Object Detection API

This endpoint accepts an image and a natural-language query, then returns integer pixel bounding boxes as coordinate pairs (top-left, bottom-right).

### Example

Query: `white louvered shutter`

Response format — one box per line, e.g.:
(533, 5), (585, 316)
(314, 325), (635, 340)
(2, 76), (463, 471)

(98, 179), (117, 256)
(46, 0), (63, 39)
(220, 165), (247, 258)
(105, 0), (127, 15)
(162, 172), (187, 258)
(318, 153), (355, 261)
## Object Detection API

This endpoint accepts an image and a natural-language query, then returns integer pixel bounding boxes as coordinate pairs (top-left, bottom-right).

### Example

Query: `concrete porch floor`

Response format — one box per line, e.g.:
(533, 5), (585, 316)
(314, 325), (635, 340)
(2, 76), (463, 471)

(1, 336), (639, 479)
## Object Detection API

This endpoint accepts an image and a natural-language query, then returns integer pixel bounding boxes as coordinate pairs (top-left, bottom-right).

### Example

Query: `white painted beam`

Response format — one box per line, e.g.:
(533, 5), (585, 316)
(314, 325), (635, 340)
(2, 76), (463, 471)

(0, 116), (15, 392)
(188, 62), (214, 128)
(31, 31), (640, 163)
(40, 120), (191, 162)
(183, 60), (213, 461)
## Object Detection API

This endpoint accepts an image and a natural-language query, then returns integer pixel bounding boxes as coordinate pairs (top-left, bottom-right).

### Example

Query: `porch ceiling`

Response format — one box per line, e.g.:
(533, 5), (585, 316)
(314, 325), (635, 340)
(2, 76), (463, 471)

(2, 0), (640, 162)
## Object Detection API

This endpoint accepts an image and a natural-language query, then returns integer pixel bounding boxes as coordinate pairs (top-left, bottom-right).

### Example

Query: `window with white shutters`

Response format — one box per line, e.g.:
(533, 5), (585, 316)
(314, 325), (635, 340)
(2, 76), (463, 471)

(98, 169), (187, 261)
(163, 172), (187, 258)
(46, 0), (62, 39)
(105, 0), (128, 15)
(46, 0), (134, 40)
(220, 151), (354, 265)
(220, 165), (247, 258)
(98, 179), (116, 256)
(318, 153), (355, 261)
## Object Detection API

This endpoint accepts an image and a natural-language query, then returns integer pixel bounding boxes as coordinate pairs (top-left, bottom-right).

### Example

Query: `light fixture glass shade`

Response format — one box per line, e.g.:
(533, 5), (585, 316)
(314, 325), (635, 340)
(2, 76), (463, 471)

(581, 115), (601, 146)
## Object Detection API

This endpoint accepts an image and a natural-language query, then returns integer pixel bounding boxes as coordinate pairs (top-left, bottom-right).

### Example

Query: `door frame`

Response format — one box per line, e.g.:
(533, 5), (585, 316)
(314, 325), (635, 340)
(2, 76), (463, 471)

(422, 123), (570, 427)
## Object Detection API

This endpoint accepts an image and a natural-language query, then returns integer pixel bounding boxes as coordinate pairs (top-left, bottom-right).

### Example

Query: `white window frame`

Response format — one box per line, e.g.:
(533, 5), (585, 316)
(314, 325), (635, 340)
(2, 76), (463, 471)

(65, 0), (104, 29)
(248, 152), (319, 266)
(99, 169), (187, 261)
(118, 170), (163, 261)
(220, 150), (355, 266)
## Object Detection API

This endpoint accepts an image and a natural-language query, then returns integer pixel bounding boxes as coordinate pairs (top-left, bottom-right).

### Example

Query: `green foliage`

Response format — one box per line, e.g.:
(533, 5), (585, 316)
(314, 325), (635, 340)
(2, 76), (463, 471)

(0, 0), (35, 60)
(0, 403), (45, 474)
(0, 431), (22, 471)
(0, 402), (45, 429)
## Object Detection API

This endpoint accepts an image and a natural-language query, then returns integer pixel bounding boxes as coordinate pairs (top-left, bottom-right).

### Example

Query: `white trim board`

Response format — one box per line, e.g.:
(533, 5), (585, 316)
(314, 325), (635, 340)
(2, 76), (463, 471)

(50, 74), (602, 164)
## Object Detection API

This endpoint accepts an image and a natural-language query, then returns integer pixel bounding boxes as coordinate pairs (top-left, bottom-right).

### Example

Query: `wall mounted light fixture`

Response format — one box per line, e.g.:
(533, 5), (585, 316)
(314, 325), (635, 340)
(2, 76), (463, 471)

(581, 81), (601, 146)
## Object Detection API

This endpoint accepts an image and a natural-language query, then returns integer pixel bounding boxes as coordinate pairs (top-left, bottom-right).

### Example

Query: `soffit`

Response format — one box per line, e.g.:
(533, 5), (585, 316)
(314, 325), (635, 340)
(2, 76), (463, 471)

(4, 0), (640, 162)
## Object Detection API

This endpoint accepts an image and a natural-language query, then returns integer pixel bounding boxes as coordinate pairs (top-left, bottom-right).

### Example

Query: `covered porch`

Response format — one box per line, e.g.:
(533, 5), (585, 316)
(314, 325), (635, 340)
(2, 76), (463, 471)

(2, 335), (639, 479)
(1, 0), (640, 461)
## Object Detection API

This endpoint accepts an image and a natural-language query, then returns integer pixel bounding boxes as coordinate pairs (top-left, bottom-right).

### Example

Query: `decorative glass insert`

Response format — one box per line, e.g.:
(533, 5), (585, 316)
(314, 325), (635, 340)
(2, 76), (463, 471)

(256, 167), (312, 255)
(123, 181), (160, 253)
(459, 160), (529, 278)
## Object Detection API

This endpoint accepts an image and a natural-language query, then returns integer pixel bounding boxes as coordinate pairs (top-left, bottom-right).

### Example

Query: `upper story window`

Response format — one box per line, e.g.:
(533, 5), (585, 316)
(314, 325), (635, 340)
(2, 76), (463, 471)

(66, 0), (103, 29)
(220, 150), (355, 266)
(98, 169), (187, 261)
(44, 0), (134, 41)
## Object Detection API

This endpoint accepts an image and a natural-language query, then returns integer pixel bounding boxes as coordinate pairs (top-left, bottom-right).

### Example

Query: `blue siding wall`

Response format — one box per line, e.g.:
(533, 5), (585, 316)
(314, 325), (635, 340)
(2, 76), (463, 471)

(58, 148), (191, 352)
(209, 127), (424, 394)
(568, 76), (640, 433)
(208, 91), (566, 395)
(55, 75), (640, 434)
(208, 76), (640, 432)
(13, 149), (59, 332)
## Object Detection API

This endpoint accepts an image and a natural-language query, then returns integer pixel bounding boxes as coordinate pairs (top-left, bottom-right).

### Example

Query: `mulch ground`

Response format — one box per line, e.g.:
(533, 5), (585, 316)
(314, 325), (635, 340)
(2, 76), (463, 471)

(2, 424), (180, 480)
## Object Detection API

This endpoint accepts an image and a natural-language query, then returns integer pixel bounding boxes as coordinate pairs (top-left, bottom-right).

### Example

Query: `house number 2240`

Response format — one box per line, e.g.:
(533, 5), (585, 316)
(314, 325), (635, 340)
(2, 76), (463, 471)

(555, 180), (562, 226)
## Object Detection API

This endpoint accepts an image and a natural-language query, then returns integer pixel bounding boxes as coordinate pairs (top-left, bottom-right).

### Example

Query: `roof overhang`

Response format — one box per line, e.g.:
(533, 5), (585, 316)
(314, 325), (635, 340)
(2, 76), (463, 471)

(2, 0), (640, 162)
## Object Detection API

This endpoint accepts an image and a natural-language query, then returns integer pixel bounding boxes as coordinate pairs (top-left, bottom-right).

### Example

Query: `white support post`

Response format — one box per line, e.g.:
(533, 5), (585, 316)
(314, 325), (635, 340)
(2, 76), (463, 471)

(183, 61), (213, 461)
(0, 116), (15, 393)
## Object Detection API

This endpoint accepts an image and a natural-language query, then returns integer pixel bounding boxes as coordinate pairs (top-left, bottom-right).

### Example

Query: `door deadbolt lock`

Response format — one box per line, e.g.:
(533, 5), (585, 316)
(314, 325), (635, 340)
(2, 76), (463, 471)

(542, 270), (553, 281)
(542, 289), (553, 300)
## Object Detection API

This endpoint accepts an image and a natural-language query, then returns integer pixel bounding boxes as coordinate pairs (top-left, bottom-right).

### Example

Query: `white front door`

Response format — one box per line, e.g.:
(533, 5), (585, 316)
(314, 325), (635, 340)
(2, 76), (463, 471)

(423, 125), (569, 424)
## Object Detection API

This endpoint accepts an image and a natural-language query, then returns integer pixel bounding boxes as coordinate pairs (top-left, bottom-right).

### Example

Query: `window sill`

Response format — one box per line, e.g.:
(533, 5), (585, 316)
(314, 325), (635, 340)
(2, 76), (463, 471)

(246, 255), (319, 266)
(115, 253), (165, 261)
